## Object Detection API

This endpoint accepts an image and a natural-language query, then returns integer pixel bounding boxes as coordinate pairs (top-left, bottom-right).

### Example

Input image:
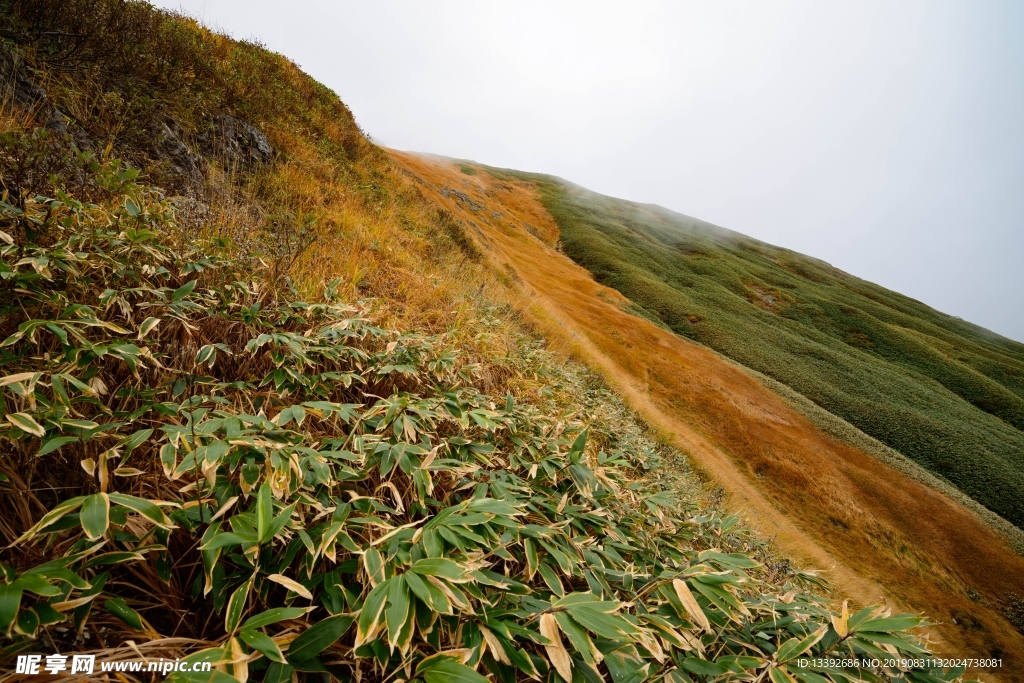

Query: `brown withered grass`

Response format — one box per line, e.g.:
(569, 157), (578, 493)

(390, 151), (1024, 680)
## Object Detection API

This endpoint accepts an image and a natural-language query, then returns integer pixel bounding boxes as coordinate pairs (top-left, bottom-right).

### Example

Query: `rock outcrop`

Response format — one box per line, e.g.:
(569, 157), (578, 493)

(150, 119), (206, 191)
(201, 114), (274, 168)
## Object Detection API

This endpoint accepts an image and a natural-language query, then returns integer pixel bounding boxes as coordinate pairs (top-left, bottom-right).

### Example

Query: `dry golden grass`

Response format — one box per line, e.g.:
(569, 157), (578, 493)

(390, 151), (1024, 680)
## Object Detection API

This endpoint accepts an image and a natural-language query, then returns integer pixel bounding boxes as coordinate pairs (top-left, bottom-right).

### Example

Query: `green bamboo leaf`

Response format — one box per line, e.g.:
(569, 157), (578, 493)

(287, 614), (353, 663)
(0, 584), (22, 634)
(82, 551), (146, 569)
(37, 436), (79, 456)
(698, 550), (761, 569)
(385, 575), (409, 649)
(15, 606), (38, 636)
(120, 428), (154, 454)
(855, 615), (925, 633)
(524, 537), (538, 576)
(11, 573), (61, 596)
(537, 563), (564, 597)
(200, 532), (253, 551)
(683, 657), (727, 677)
(777, 628), (826, 663)
(195, 344), (217, 368)
(553, 610), (598, 666)
(240, 627), (287, 663)
(225, 579), (252, 634)
(171, 280), (196, 301)
(241, 607), (311, 631)
(355, 580), (390, 645)
(264, 503), (296, 543)
(262, 662), (294, 683)
(105, 598), (143, 630)
(569, 428), (588, 462)
(160, 442), (177, 477)
(789, 669), (828, 683)
(404, 570), (453, 615)
(769, 666), (798, 683)
(466, 498), (521, 515)
(410, 558), (465, 581)
(108, 493), (175, 528)
(417, 657), (489, 683)
(80, 493), (110, 540)
(257, 481), (273, 543)
(363, 546), (386, 586)
(563, 604), (637, 639)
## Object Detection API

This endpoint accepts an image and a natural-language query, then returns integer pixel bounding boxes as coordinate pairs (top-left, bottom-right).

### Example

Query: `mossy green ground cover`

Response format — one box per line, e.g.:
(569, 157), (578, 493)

(501, 172), (1024, 530)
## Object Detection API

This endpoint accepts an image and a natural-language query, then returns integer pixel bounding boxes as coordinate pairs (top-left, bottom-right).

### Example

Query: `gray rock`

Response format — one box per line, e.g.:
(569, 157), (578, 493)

(151, 119), (205, 191)
(201, 114), (273, 167)
(439, 187), (485, 212)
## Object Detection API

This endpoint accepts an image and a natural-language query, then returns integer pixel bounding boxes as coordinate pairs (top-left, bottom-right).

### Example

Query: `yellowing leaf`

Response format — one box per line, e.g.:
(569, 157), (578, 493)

(113, 467), (145, 477)
(211, 496), (239, 521)
(137, 317), (161, 340)
(479, 624), (510, 665)
(0, 372), (38, 387)
(673, 579), (710, 633)
(6, 412), (45, 437)
(266, 573), (312, 599)
(51, 594), (99, 612)
(540, 613), (572, 682)
(831, 599), (849, 638)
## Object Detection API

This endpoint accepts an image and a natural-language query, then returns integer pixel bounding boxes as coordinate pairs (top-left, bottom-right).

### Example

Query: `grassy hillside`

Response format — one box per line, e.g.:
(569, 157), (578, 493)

(501, 175), (1024, 530)
(0, 2), (960, 682)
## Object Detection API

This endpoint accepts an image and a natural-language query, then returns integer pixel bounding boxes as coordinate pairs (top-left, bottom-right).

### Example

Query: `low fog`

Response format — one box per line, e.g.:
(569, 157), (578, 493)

(157, 0), (1024, 342)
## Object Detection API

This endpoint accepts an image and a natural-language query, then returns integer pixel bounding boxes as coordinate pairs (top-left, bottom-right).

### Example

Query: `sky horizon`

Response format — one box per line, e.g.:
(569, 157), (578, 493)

(158, 0), (1024, 343)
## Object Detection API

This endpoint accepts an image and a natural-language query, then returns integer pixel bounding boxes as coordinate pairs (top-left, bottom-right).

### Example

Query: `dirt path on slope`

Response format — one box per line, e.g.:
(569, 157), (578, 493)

(390, 151), (1024, 680)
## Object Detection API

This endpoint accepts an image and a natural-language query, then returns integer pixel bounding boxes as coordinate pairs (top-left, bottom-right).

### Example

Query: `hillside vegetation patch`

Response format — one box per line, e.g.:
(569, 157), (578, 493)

(505, 175), (1024, 530)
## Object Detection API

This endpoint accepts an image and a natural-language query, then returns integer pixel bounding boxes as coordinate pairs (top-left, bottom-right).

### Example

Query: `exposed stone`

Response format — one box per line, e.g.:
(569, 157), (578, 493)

(439, 186), (485, 212)
(201, 114), (274, 167)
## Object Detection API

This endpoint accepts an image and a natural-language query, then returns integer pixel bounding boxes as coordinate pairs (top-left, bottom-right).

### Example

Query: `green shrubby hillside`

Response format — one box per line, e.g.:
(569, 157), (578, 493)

(503, 173), (1024, 530)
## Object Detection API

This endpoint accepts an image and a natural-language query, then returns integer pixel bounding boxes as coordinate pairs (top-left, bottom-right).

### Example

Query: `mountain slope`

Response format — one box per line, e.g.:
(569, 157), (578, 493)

(496, 175), (1024, 529)
(390, 151), (1024, 676)
(1, 4), (960, 683)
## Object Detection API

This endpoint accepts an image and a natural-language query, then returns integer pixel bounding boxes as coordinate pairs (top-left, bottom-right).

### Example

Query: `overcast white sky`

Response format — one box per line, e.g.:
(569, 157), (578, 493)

(158, 0), (1024, 342)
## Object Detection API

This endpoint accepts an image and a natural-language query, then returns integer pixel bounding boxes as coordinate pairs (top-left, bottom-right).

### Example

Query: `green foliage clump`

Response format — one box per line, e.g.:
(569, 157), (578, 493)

(503, 173), (1024, 530)
(0, 177), (961, 681)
